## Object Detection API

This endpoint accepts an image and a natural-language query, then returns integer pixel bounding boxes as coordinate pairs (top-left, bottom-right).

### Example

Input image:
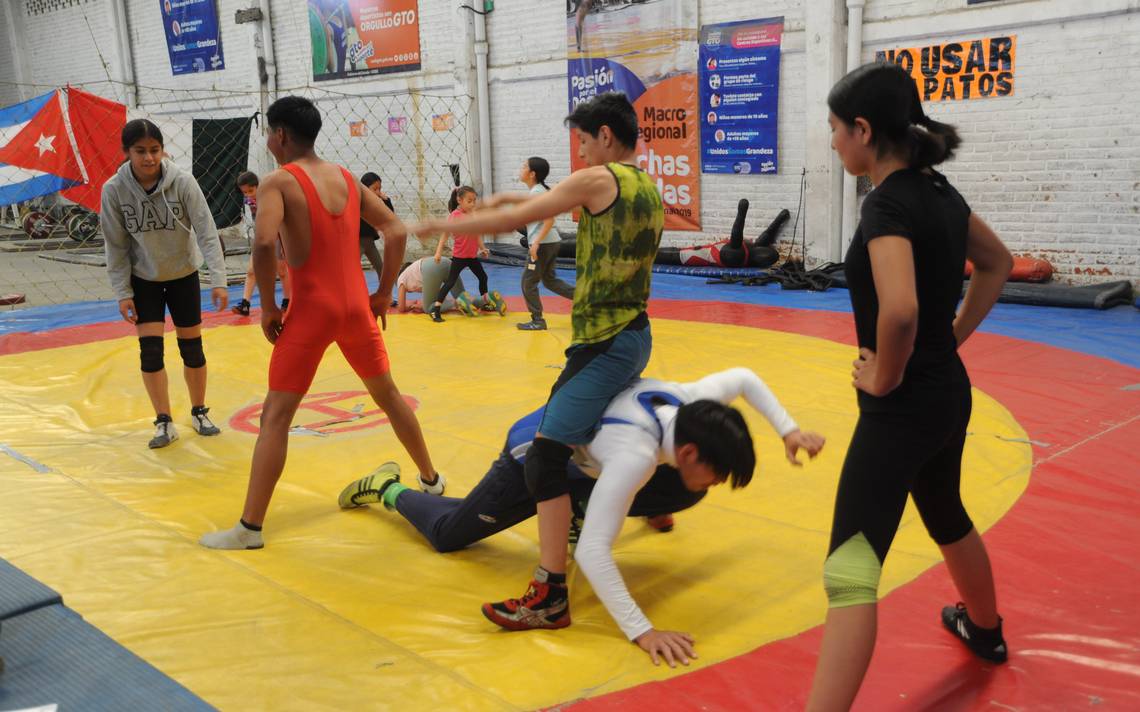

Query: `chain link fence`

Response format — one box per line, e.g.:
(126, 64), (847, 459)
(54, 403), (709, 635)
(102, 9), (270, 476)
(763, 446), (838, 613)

(0, 80), (473, 308)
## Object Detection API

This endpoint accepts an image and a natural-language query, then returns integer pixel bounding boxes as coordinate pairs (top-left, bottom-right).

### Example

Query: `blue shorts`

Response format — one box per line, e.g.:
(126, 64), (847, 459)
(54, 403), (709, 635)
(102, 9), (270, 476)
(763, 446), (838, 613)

(538, 313), (652, 445)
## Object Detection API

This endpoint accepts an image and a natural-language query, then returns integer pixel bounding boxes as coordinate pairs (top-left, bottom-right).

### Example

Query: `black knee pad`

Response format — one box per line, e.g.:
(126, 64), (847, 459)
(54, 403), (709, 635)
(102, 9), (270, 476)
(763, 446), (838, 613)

(177, 336), (206, 368)
(524, 438), (573, 502)
(139, 336), (164, 373)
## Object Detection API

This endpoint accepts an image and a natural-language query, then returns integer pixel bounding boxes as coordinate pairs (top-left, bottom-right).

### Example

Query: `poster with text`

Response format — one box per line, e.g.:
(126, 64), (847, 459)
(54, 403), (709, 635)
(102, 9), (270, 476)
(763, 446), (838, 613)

(310, 1), (421, 82)
(567, 0), (700, 231)
(699, 17), (782, 175)
(875, 36), (1016, 102)
(160, 0), (224, 75)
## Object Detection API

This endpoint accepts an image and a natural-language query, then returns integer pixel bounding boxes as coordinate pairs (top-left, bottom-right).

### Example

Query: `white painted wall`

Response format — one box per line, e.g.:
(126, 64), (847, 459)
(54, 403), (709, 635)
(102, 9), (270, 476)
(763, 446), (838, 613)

(1, 0), (1136, 284)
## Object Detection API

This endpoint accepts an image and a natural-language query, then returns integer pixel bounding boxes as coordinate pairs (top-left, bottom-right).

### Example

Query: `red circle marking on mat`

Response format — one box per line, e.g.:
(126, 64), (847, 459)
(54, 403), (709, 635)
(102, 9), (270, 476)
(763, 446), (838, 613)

(228, 391), (418, 435)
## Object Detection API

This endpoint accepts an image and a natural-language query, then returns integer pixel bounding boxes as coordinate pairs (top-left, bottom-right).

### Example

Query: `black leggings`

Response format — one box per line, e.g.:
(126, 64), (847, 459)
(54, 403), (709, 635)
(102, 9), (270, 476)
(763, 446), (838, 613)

(828, 385), (975, 564)
(434, 258), (487, 304)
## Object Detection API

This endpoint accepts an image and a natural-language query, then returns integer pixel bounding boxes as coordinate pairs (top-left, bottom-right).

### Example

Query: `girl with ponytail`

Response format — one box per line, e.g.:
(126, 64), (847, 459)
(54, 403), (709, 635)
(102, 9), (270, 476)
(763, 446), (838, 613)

(807, 62), (1015, 710)
(516, 157), (574, 330)
(429, 186), (506, 322)
(478, 157), (576, 330)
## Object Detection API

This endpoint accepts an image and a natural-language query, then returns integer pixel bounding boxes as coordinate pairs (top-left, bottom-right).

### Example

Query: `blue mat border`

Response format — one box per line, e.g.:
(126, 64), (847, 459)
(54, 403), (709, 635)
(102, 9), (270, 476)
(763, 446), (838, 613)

(2, 264), (1138, 369)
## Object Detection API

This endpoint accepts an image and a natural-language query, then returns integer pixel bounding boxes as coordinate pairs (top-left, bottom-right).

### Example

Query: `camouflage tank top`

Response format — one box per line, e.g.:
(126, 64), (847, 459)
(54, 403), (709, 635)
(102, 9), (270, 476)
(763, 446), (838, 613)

(571, 162), (664, 344)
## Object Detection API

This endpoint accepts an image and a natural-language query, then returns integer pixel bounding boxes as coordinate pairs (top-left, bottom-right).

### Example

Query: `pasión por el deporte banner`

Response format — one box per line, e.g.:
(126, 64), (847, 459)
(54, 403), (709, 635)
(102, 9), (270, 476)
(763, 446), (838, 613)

(566, 0), (700, 230)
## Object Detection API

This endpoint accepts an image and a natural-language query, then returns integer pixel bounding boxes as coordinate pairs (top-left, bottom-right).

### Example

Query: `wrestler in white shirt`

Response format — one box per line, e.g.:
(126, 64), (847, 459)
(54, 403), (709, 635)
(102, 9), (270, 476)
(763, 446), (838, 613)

(571, 367), (825, 666)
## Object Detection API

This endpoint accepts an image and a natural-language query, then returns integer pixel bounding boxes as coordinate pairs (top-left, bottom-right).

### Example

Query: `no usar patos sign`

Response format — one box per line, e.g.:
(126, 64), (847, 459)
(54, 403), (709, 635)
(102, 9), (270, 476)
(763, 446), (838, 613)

(876, 35), (1016, 102)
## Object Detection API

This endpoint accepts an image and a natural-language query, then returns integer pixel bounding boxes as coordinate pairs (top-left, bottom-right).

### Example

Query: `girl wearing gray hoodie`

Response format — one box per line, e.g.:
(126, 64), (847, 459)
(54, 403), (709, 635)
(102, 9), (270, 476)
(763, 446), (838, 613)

(100, 119), (229, 449)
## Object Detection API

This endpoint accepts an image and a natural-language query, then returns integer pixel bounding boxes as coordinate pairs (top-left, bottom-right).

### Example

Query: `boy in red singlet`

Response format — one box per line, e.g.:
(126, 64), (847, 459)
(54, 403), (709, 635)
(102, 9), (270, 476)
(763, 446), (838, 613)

(200, 96), (445, 550)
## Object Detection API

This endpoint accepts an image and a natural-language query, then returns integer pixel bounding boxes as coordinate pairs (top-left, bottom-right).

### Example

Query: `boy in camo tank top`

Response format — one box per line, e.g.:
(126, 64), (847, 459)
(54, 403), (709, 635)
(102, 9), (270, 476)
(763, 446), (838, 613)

(411, 93), (668, 643)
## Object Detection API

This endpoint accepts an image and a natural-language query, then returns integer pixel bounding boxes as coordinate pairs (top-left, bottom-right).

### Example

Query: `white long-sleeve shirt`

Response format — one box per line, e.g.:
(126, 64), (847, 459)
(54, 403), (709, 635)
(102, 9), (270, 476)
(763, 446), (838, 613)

(571, 367), (799, 641)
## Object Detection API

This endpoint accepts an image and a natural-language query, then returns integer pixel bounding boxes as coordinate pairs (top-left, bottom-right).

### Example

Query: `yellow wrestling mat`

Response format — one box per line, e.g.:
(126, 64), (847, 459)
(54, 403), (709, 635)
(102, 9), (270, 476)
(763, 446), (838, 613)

(0, 314), (1031, 710)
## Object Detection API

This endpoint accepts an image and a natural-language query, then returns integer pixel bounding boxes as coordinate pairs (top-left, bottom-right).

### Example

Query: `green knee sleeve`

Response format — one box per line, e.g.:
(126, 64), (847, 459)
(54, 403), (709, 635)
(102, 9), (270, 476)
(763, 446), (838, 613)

(823, 532), (881, 608)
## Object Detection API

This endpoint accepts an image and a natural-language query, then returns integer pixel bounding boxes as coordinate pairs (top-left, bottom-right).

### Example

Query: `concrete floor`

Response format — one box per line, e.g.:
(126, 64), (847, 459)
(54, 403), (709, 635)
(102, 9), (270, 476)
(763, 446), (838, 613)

(0, 232), (251, 307)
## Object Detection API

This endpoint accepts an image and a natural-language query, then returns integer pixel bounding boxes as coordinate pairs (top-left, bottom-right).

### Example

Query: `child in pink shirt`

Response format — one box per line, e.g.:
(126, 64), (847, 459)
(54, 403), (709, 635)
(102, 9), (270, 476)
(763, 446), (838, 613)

(429, 186), (506, 322)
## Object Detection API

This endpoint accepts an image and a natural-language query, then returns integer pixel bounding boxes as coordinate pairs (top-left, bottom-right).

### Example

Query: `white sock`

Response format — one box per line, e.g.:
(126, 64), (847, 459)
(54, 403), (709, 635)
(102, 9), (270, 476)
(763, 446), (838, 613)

(417, 471), (446, 495)
(199, 521), (264, 550)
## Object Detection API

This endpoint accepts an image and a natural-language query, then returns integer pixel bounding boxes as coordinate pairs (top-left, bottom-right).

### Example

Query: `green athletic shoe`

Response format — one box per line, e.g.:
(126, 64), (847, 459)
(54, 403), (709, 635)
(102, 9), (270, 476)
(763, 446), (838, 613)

(456, 292), (478, 317)
(337, 462), (401, 509)
(487, 290), (507, 316)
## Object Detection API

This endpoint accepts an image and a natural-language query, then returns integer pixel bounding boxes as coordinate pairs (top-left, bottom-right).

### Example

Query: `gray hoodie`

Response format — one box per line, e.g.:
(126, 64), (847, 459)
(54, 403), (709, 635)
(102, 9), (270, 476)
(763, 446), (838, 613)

(100, 158), (227, 300)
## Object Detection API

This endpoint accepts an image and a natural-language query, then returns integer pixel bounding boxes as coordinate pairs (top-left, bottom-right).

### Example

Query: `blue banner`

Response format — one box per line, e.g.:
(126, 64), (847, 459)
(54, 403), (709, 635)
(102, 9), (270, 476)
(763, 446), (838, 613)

(699, 17), (782, 175)
(161, 0), (225, 75)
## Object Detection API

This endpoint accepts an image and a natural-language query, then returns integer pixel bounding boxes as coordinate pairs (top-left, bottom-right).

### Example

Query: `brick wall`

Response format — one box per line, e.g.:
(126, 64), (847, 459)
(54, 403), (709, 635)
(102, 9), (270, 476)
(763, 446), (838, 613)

(18, 0), (122, 90)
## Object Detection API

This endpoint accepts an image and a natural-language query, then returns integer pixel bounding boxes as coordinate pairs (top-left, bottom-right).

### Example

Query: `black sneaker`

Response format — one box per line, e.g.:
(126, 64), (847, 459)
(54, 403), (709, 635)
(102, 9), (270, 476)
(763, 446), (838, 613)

(517, 319), (547, 331)
(281, 298), (290, 311)
(941, 602), (1008, 663)
(429, 304), (443, 323)
(231, 299), (251, 316)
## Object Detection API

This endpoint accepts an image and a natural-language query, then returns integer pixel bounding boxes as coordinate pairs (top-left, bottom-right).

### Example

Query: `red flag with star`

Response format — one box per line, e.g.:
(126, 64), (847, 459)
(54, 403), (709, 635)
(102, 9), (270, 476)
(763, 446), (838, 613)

(61, 88), (127, 212)
(0, 89), (86, 184)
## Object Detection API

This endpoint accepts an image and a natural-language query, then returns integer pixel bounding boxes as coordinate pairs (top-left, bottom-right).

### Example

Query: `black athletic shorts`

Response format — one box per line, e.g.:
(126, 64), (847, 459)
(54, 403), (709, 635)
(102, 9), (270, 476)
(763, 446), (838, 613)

(130, 271), (202, 327)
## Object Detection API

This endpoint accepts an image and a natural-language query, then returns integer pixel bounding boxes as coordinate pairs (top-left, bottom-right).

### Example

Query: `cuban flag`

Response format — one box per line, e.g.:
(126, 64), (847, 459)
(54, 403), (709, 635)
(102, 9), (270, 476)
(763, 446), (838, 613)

(0, 87), (247, 223)
(0, 90), (86, 206)
(0, 88), (127, 211)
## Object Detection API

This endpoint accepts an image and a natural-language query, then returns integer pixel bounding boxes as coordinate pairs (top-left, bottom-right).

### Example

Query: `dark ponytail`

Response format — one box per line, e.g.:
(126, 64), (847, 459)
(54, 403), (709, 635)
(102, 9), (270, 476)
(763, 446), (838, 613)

(527, 156), (551, 190)
(909, 114), (961, 169)
(121, 118), (164, 151)
(828, 62), (961, 169)
(448, 185), (476, 212)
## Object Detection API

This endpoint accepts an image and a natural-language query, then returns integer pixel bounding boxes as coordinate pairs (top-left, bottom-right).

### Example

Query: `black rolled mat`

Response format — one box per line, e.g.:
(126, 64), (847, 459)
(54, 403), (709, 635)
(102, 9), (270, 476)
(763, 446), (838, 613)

(827, 272), (1134, 310)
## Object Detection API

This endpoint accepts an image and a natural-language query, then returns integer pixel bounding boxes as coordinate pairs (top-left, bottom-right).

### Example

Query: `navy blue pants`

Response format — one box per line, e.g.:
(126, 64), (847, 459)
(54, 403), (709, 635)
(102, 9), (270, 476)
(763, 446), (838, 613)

(395, 446), (705, 553)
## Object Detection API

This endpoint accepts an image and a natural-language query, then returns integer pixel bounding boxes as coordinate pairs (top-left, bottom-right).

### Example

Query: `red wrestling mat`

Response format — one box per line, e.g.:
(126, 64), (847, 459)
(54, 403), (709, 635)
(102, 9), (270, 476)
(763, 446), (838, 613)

(563, 298), (1140, 712)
